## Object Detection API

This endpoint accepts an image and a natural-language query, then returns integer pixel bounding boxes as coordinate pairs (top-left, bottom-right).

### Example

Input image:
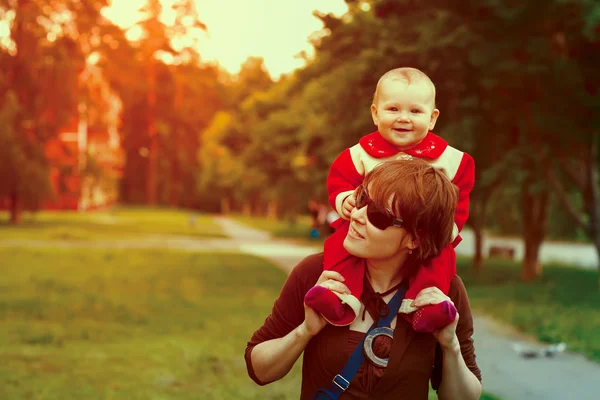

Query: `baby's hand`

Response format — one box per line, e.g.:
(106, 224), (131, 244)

(342, 194), (356, 218)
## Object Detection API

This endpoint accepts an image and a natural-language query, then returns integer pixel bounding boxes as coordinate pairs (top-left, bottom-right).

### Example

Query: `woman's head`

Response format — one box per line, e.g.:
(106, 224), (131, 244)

(343, 158), (458, 264)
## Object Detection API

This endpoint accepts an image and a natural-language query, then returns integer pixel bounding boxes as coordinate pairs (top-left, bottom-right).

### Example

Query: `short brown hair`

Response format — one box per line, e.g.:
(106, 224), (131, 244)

(363, 158), (457, 261)
(372, 67), (436, 106)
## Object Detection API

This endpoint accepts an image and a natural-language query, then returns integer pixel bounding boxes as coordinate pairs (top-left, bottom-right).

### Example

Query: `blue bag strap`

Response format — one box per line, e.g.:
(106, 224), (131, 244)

(311, 284), (408, 400)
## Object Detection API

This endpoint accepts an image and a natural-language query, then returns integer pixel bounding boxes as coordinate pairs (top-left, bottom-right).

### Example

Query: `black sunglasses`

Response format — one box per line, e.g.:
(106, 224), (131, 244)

(355, 185), (404, 230)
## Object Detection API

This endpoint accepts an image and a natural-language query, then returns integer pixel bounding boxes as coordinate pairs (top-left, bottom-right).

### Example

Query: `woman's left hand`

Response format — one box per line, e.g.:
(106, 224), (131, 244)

(413, 287), (460, 351)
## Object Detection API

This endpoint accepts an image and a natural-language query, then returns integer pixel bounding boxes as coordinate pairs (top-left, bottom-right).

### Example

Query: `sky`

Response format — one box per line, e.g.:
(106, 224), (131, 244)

(102, 0), (349, 78)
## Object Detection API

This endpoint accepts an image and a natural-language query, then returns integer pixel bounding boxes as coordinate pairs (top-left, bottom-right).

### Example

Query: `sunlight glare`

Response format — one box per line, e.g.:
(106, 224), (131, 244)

(102, 0), (348, 78)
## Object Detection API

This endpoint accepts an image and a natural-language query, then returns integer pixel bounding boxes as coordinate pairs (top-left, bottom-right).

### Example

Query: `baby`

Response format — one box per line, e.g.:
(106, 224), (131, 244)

(304, 67), (475, 332)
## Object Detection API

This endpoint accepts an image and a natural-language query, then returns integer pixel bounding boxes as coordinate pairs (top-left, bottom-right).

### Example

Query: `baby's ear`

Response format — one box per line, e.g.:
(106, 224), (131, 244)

(429, 108), (440, 130)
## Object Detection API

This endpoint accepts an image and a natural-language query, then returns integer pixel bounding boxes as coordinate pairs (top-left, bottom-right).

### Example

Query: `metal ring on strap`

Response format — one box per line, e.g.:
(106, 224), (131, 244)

(363, 326), (394, 368)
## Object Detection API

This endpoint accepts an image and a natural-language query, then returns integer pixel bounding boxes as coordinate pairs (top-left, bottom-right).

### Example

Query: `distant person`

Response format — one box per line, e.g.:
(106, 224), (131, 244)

(308, 200), (321, 239)
(245, 160), (482, 399)
(321, 208), (339, 236)
(305, 67), (475, 332)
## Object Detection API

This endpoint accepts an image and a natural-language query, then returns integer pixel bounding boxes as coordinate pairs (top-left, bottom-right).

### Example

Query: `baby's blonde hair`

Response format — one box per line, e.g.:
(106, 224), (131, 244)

(372, 67), (436, 106)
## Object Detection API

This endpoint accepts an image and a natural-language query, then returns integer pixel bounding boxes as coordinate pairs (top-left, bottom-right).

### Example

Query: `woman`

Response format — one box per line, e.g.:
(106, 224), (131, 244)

(245, 159), (482, 399)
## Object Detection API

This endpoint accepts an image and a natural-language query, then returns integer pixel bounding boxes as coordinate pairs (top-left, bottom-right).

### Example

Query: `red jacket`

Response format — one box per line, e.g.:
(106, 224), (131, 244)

(327, 131), (475, 245)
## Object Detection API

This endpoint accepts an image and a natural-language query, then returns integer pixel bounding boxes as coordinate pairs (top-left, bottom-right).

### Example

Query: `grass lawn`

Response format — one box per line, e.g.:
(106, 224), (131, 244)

(0, 248), (303, 400)
(0, 244), (508, 400)
(458, 257), (600, 363)
(0, 246), (501, 400)
(0, 208), (226, 241)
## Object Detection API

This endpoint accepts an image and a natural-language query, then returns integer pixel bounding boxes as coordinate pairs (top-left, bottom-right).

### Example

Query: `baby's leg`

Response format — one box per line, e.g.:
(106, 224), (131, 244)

(303, 221), (364, 326)
(304, 285), (349, 323)
(401, 245), (457, 332)
(412, 301), (457, 332)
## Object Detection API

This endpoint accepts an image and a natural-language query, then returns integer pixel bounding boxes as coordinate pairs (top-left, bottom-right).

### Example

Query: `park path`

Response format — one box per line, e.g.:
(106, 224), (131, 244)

(213, 217), (600, 400)
(456, 230), (599, 270)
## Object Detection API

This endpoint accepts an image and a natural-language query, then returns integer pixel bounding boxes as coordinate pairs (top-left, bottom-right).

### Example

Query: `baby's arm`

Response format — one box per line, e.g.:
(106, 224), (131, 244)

(450, 153), (475, 244)
(327, 148), (364, 219)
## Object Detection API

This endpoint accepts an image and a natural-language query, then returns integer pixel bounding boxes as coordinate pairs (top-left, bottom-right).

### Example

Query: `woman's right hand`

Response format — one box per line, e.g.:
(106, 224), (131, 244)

(301, 271), (350, 338)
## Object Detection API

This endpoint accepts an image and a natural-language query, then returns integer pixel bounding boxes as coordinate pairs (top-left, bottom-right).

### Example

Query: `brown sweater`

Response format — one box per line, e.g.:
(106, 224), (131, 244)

(245, 253), (481, 400)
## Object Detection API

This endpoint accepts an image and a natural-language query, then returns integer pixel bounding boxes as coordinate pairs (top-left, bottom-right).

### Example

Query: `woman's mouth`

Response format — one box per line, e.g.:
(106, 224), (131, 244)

(349, 225), (365, 239)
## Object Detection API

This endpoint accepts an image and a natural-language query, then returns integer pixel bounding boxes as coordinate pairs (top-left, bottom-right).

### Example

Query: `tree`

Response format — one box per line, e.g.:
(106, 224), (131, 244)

(122, 0), (209, 205)
(0, 0), (107, 223)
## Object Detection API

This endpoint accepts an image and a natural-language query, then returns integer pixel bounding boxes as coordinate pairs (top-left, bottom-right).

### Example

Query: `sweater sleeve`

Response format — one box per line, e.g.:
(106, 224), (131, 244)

(244, 253), (324, 385)
(452, 153), (475, 233)
(327, 148), (364, 215)
(431, 275), (482, 390)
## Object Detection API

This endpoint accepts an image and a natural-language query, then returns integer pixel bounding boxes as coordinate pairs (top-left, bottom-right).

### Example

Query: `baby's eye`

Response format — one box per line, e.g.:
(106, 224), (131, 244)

(411, 109), (422, 113)
(388, 107), (398, 111)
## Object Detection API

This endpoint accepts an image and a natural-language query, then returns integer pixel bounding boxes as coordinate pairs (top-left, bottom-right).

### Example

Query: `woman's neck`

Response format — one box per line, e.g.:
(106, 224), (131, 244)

(365, 254), (408, 294)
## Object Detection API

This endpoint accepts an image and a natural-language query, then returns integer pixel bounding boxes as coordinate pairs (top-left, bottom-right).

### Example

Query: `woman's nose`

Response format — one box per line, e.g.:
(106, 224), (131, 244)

(351, 204), (367, 224)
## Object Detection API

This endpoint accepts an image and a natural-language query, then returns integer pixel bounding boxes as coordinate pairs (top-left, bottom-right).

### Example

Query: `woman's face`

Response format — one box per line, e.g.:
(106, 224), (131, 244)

(342, 190), (417, 263)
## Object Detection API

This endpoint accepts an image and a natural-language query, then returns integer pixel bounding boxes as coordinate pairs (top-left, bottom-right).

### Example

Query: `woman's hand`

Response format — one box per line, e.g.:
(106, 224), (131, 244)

(301, 271), (350, 338)
(413, 287), (460, 351)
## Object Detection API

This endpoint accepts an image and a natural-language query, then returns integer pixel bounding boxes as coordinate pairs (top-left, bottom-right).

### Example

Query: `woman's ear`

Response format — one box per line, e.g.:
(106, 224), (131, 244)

(408, 235), (420, 251)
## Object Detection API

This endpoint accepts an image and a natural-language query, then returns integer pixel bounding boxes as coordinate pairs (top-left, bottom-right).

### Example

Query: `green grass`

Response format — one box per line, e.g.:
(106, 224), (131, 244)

(458, 257), (600, 363)
(0, 208), (226, 241)
(0, 245), (503, 399)
(0, 247), (302, 400)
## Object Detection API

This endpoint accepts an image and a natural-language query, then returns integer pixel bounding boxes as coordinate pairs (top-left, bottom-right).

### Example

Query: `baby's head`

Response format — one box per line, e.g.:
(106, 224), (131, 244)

(371, 67), (440, 150)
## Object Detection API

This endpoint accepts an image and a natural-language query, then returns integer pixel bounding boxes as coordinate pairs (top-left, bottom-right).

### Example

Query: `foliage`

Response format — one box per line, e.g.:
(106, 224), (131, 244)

(0, 0), (107, 220)
(97, 0), (224, 207)
(194, 0), (600, 277)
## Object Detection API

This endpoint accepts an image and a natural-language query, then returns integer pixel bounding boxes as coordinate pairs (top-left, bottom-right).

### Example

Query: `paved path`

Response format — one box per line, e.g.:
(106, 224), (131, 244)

(457, 230), (599, 270)
(0, 236), (238, 251)
(214, 217), (600, 400)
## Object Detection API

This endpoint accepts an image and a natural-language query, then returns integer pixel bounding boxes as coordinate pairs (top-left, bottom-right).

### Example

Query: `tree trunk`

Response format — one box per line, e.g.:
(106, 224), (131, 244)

(242, 201), (251, 216)
(9, 192), (22, 225)
(469, 197), (487, 273)
(588, 136), (600, 288)
(266, 200), (278, 220)
(543, 134), (600, 287)
(287, 206), (298, 225)
(522, 234), (543, 281)
(169, 157), (179, 207)
(521, 179), (549, 282)
(473, 220), (484, 272)
(593, 237), (600, 289)
(220, 197), (230, 215)
(146, 61), (157, 205)
(470, 185), (497, 272)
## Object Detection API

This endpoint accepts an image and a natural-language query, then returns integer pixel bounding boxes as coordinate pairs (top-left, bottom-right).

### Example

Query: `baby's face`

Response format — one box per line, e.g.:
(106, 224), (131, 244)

(371, 79), (439, 150)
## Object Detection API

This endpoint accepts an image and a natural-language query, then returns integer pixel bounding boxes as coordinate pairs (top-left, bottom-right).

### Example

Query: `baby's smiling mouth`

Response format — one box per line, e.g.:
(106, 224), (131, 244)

(393, 128), (411, 132)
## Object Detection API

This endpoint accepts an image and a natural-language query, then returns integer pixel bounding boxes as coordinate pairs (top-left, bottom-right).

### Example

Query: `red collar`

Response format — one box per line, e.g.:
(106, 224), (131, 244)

(359, 131), (448, 159)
